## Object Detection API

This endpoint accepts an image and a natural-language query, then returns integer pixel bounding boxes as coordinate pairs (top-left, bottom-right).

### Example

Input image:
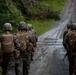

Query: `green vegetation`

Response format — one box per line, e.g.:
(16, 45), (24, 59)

(0, 0), (66, 36)
(0, 0), (66, 72)
(0, 67), (2, 73)
(26, 19), (54, 35)
(40, 0), (65, 11)
(26, 0), (66, 35)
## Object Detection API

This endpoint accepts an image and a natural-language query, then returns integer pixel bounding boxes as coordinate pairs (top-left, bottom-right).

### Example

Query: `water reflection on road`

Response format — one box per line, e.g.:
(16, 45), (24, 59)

(29, 0), (75, 75)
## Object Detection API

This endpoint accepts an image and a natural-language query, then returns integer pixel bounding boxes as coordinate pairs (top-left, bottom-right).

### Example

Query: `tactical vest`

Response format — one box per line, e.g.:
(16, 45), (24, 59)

(16, 31), (28, 51)
(1, 34), (14, 53)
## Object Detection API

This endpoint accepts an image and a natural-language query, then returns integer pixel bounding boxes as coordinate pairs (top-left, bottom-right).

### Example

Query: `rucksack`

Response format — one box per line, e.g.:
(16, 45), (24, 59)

(16, 31), (28, 51)
(1, 34), (14, 53)
(65, 30), (76, 52)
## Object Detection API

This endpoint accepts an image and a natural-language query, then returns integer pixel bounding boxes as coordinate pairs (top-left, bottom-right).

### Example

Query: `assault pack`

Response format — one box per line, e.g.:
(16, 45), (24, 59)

(1, 34), (14, 53)
(16, 31), (28, 51)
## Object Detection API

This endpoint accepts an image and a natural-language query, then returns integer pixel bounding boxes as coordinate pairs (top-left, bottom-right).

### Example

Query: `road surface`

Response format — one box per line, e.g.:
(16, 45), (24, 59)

(29, 0), (76, 75)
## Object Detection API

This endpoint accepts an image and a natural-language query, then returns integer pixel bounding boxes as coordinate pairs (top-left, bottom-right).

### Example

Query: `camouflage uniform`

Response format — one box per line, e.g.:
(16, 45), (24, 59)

(28, 24), (37, 47)
(14, 40), (23, 75)
(27, 24), (37, 61)
(16, 21), (29, 75)
(15, 56), (23, 75)
(0, 23), (16, 75)
(63, 23), (76, 75)
(63, 23), (73, 49)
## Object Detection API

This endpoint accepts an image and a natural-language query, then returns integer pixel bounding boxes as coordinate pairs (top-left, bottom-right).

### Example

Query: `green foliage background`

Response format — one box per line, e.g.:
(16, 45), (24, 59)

(0, 0), (66, 72)
(0, 0), (66, 35)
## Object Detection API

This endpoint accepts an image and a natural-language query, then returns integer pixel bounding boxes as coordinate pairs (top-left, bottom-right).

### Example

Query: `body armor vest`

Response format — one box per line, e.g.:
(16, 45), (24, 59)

(1, 34), (14, 53)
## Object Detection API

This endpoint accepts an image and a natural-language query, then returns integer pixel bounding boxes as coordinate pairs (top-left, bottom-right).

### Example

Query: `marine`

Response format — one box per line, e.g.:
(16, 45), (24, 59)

(16, 21), (30, 75)
(27, 24), (37, 61)
(0, 23), (19, 75)
(28, 24), (37, 47)
(63, 23), (73, 49)
(63, 23), (76, 75)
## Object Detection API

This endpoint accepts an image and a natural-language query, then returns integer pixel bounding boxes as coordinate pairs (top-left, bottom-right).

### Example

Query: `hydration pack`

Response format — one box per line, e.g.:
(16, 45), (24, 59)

(1, 34), (14, 53)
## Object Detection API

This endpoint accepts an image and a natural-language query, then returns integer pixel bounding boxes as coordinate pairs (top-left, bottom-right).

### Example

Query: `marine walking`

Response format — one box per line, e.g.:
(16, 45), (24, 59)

(0, 21), (37, 75)
(63, 23), (76, 75)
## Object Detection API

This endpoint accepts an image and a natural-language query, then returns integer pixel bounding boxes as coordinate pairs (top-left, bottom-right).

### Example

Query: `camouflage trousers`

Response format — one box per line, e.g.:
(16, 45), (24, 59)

(68, 55), (76, 75)
(21, 50), (31, 75)
(30, 51), (34, 61)
(2, 53), (16, 75)
(15, 56), (23, 75)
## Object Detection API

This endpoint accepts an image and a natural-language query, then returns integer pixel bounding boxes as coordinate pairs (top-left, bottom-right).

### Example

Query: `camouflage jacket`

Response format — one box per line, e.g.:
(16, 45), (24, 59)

(64, 30), (76, 53)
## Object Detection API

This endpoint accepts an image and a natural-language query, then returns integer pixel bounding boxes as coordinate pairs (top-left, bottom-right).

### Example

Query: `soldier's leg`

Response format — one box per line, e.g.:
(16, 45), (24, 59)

(23, 59), (29, 75)
(27, 51), (31, 69)
(31, 51), (34, 61)
(2, 56), (7, 75)
(68, 56), (74, 75)
(15, 57), (23, 75)
(74, 58), (76, 75)
(5, 53), (16, 75)
(21, 51), (29, 75)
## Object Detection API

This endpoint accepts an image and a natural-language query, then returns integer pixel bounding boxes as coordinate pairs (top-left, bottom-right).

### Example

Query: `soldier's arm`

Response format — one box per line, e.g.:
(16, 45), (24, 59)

(63, 30), (68, 39)
(63, 31), (68, 49)
(13, 35), (20, 50)
(27, 33), (34, 50)
(34, 31), (38, 42)
(29, 35), (33, 44)
(13, 35), (20, 58)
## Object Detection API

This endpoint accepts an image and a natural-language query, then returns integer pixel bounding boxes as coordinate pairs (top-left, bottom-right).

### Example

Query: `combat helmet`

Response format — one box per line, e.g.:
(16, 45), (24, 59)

(18, 21), (27, 30)
(28, 24), (33, 30)
(67, 23), (75, 29)
(3, 23), (13, 31)
(70, 23), (76, 30)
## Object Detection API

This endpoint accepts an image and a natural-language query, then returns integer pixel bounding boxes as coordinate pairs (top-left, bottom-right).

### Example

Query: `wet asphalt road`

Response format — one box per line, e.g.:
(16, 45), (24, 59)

(29, 0), (76, 75)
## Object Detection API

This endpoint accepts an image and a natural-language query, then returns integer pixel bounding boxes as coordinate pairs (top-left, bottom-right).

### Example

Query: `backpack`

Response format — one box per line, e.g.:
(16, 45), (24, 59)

(1, 34), (14, 53)
(16, 31), (28, 51)
(65, 30), (76, 52)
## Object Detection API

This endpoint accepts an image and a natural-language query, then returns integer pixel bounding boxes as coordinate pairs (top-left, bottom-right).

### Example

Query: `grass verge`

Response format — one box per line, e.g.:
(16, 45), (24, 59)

(26, 19), (54, 36)
(40, 0), (66, 12)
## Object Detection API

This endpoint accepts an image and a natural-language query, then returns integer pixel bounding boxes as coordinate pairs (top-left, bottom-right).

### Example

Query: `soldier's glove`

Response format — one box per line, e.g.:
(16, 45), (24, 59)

(14, 49), (20, 59)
